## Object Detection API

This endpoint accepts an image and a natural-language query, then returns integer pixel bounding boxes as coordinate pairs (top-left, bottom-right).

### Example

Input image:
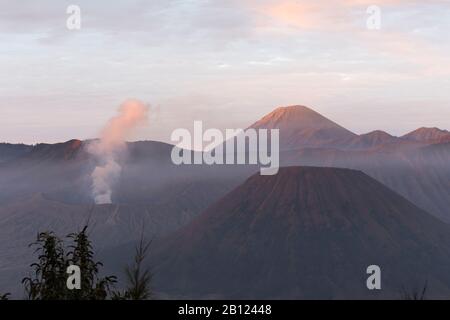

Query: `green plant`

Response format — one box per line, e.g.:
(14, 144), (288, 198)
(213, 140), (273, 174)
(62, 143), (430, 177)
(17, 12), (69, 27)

(22, 227), (116, 300)
(113, 236), (152, 300)
(66, 226), (117, 300)
(22, 231), (68, 300)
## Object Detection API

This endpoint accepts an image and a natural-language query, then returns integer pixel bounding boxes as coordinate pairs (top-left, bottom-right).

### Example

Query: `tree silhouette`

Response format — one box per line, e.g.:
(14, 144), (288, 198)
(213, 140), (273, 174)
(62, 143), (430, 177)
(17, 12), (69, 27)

(66, 226), (117, 300)
(113, 235), (153, 300)
(22, 231), (67, 300)
(22, 227), (116, 300)
(1, 225), (152, 300)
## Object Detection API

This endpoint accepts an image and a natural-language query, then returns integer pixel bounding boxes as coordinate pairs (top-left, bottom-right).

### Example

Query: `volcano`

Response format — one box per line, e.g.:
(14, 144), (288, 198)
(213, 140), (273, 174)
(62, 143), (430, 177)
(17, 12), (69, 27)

(249, 105), (357, 150)
(152, 166), (450, 299)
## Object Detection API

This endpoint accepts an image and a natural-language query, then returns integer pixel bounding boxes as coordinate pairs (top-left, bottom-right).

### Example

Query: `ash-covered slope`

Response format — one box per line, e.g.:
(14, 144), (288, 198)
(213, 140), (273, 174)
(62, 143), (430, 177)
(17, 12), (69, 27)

(152, 167), (450, 299)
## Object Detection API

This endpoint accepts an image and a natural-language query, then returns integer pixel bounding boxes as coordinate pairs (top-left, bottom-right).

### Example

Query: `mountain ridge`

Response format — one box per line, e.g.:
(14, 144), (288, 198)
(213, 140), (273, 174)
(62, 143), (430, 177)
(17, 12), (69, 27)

(402, 127), (450, 144)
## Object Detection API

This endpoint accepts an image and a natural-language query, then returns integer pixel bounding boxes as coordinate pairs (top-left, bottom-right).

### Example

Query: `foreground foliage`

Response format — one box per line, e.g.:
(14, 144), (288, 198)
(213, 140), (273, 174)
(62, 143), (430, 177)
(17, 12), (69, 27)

(14, 225), (152, 300)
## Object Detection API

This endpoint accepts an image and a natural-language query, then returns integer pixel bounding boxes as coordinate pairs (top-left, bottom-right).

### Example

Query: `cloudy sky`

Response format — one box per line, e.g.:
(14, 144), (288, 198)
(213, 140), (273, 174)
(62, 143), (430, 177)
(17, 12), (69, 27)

(1, 0), (450, 144)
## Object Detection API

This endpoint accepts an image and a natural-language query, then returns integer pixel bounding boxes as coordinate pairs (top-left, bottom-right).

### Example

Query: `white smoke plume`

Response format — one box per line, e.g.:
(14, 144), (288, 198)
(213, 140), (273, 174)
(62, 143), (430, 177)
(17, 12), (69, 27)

(89, 99), (149, 204)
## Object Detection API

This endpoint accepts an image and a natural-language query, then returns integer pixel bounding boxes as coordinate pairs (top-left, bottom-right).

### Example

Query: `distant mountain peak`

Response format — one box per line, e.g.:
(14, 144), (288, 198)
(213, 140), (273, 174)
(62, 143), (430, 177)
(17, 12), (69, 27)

(252, 105), (344, 129)
(261, 105), (317, 119)
(250, 105), (356, 150)
(346, 130), (399, 149)
(402, 127), (450, 143)
(362, 130), (394, 138)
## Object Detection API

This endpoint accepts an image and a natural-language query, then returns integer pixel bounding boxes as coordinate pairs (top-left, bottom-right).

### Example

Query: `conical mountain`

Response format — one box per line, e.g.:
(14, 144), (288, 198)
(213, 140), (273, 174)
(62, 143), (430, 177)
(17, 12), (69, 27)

(152, 166), (450, 299)
(249, 105), (357, 150)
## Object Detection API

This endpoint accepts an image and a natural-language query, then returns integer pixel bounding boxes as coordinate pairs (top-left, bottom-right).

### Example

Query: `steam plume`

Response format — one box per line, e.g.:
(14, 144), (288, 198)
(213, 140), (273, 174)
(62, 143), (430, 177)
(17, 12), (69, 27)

(89, 99), (149, 204)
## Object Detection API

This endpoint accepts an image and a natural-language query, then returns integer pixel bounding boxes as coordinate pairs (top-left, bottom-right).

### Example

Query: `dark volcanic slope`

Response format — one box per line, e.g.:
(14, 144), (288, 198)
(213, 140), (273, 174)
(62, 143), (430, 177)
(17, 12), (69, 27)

(152, 167), (450, 299)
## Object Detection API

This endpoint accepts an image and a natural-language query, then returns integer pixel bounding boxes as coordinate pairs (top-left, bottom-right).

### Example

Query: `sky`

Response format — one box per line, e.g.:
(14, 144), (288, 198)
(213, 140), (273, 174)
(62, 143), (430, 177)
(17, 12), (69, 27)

(1, 0), (450, 144)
